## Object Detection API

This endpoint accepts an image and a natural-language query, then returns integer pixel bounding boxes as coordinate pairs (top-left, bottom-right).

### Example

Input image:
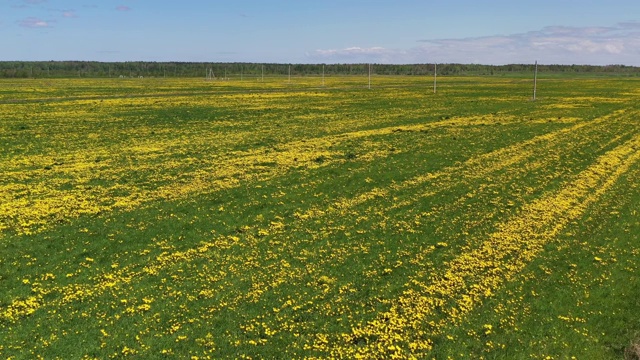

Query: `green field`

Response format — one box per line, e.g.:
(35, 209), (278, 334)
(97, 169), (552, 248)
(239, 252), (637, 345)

(1, 75), (639, 359)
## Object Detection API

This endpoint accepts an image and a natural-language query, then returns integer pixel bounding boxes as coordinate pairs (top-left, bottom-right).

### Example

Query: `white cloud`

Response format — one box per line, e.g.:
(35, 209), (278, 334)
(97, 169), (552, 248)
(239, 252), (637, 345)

(308, 22), (640, 65)
(309, 46), (405, 63)
(313, 46), (387, 56)
(62, 11), (78, 18)
(19, 17), (52, 28)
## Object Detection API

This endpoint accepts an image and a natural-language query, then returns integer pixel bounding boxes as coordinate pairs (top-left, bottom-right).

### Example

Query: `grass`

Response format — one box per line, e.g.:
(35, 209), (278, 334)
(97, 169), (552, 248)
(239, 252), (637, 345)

(1, 75), (639, 358)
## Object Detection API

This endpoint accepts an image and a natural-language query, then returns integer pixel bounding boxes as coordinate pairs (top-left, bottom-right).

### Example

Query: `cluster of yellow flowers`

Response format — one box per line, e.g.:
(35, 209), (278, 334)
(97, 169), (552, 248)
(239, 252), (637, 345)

(1, 76), (638, 358)
(332, 133), (640, 357)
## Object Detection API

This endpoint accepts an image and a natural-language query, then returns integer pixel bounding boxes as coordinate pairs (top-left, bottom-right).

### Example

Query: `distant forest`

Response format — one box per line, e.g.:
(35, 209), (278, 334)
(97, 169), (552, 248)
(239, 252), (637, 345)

(1, 61), (639, 78)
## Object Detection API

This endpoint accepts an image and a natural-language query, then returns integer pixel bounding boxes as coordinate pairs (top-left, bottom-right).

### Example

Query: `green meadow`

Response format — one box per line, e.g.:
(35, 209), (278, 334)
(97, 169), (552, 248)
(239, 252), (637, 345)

(1, 75), (639, 359)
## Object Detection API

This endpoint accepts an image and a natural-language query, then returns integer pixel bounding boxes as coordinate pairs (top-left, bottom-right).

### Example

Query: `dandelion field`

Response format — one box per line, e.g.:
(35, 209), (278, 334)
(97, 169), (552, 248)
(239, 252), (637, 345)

(1, 75), (639, 359)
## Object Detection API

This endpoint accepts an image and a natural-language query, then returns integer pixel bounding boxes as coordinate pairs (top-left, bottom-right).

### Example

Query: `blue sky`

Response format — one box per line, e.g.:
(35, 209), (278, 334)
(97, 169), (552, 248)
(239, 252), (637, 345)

(2, 0), (640, 65)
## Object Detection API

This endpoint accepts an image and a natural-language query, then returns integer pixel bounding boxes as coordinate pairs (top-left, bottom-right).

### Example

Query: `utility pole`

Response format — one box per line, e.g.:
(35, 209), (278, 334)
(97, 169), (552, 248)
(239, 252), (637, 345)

(322, 64), (325, 86)
(434, 63), (437, 94)
(368, 63), (371, 89)
(533, 60), (538, 101)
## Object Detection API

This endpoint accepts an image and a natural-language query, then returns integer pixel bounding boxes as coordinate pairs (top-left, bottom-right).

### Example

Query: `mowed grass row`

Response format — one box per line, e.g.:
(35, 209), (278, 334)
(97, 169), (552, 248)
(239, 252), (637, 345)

(0, 76), (639, 359)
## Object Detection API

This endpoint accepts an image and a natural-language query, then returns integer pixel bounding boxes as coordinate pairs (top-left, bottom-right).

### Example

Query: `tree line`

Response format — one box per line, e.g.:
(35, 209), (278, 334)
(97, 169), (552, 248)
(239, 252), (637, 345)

(1, 61), (638, 78)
